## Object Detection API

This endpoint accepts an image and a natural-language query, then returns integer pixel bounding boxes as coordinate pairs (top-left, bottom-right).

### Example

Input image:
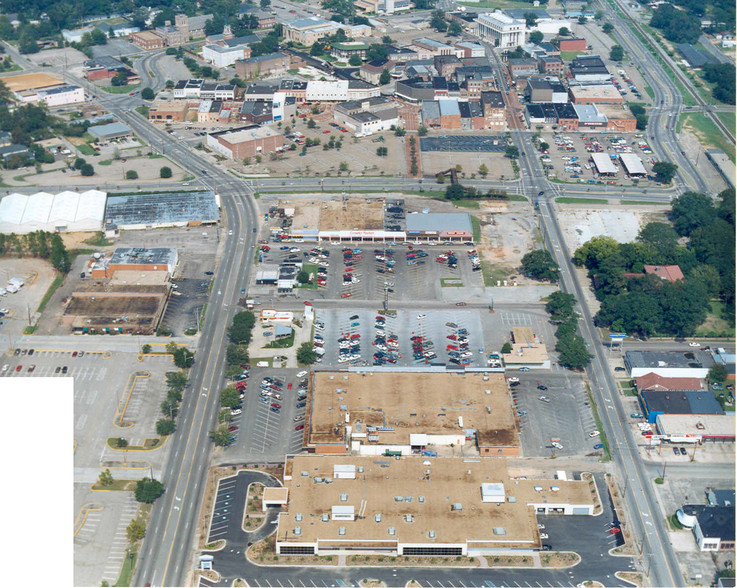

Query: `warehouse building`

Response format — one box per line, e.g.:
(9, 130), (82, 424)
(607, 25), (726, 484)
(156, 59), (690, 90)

(207, 125), (284, 160)
(89, 247), (179, 278)
(303, 370), (520, 456)
(656, 414), (735, 444)
(0, 190), (107, 234)
(405, 212), (472, 241)
(502, 327), (551, 370)
(625, 350), (715, 379)
(639, 390), (724, 424)
(104, 190), (220, 232)
(274, 455), (595, 556)
(88, 122), (133, 142)
(569, 84), (623, 105)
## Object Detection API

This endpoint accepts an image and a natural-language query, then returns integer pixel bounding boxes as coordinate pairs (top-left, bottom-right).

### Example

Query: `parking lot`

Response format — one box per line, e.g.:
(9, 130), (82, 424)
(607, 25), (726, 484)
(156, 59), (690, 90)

(420, 135), (507, 152)
(221, 367), (308, 461)
(2, 344), (178, 586)
(541, 132), (659, 187)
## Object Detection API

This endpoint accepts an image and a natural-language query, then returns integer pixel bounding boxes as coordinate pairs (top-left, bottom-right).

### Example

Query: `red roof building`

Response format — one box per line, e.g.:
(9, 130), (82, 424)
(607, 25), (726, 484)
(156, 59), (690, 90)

(643, 265), (684, 282)
(634, 372), (704, 392)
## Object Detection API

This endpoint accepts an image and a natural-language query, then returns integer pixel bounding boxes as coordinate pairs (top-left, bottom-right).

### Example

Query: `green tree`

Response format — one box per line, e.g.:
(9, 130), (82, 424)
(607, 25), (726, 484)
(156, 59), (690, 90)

(166, 370), (189, 392)
(557, 335), (592, 370)
(610, 45), (624, 61)
(210, 426), (233, 446)
(529, 30), (544, 45)
(297, 341), (317, 364)
(156, 419), (176, 436)
(226, 344), (249, 367)
(505, 145), (519, 159)
(376, 146), (388, 156)
(80, 163), (94, 176)
(297, 270), (310, 284)
(448, 22), (462, 36)
(445, 183), (465, 200)
(339, 161), (349, 172)
(125, 170), (138, 180)
(670, 192), (716, 236)
(229, 311), (256, 344)
(478, 163), (488, 178)
(348, 54), (362, 66)
(501, 342), (513, 354)
(379, 69), (391, 85)
(220, 386), (241, 409)
(709, 363), (728, 383)
(261, 0), (271, 7)
(418, 125), (428, 136)
(159, 166), (172, 178)
(524, 12), (537, 27)
(602, 23), (614, 33)
(652, 161), (678, 184)
(539, 141), (549, 152)
(578, 16), (587, 24)
(49, 233), (71, 273)
(558, 27), (571, 36)
(545, 291), (576, 322)
(98, 469), (114, 487)
(134, 478), (164, 503)
(126, 518), (146, 542)
(436, 173), (446, 184)
(141, 87), (155, 100)
(430, 10), (447, 32)
(688, 264), (722, 298)
(520, 249), (559, 282)
(172, 347), (194, 369)
(366, 44), (389, 61)
(595, 10), (604, 20)
(307, 118), (316, 129)
(111, 72), (128, 86)
(141, 344), (152, 354)
(394, 127), (406, 137)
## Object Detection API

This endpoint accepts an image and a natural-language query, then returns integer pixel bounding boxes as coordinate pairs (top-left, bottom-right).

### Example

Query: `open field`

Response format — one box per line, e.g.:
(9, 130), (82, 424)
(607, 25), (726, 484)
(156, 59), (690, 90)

(679, 113), (736, 162)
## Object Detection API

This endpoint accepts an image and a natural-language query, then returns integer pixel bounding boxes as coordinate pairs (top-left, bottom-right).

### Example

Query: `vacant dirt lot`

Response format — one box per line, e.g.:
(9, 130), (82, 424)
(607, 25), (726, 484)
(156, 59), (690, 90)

(0, 258), (57, 338)
(556, 204), (668, 252)
(319, 199), (385, 231)
(421, 151), (515, 180)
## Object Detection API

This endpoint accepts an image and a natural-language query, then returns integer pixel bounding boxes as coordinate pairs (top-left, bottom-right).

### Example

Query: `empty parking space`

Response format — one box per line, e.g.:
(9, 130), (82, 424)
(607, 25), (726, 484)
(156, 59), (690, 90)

(209, 477), (239, 542)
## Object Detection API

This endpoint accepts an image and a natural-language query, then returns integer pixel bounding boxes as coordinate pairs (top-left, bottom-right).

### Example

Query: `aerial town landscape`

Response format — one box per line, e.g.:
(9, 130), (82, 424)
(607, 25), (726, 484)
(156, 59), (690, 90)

(0, 0), (733, 585)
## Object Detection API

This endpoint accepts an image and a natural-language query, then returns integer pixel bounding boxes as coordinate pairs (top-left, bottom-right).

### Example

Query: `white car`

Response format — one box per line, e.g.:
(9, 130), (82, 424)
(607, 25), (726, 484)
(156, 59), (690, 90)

(417, 314), (427, 319)
(231, 409), (242, 416)
(688, 342), (701, 347)
(228, 230), (233, 235)
(297, 370), (308, 378)
(290, 247), (300, 252)
(294, 415), (305, 422)
(589, 431), (600, 438)
(540, 533), (549, 539)
(508, 377), (520, 383)
(1, 364), (7, 371)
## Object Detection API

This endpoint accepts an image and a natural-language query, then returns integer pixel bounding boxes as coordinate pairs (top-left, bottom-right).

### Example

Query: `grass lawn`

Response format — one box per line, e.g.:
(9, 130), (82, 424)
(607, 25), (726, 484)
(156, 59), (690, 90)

(98, 159), (113, 166)
(135, 105), (149, 118)
(556, 197), (605, 204)
(76, 143), (96, 156)
(453, 199), (480, 209)
(440, 278), (464, 287)
(480, 261), (511, 286)
(695, 300), (735, 338)
(100, 83), (141, 94)
(560, 50), (587, 62)
(37, 274), (64, 314)
(716, 111), (736, 132)
(114, 548), (137, 587)
(298, 263), (319, 289)
(470, 214), (481, 242)
(679, 113), (736, 162)
(265, 330), (295, 349)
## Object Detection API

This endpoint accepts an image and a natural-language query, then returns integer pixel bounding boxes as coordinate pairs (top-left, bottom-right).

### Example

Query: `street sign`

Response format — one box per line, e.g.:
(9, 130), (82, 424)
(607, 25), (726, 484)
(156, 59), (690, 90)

(609, 332), (627, 338)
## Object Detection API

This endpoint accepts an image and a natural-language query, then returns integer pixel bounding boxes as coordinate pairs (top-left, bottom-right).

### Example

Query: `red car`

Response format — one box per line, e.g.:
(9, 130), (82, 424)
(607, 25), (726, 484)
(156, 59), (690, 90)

(295, 424), (304, 431)
(350, 334), (360, 339)
(447, 345), (458, 350)
(15, 365), (21, 372)
(271, 402), (282, 409)
(228, 425), (238, 432)
(323, 130), (331, 134)
(287, 383), (293, 389)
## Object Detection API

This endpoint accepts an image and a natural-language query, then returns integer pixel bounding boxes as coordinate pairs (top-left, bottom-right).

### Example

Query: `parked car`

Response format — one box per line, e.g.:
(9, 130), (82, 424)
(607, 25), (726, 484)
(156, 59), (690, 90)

(630, 413), (644, 419)
(594, 443), (604, 449)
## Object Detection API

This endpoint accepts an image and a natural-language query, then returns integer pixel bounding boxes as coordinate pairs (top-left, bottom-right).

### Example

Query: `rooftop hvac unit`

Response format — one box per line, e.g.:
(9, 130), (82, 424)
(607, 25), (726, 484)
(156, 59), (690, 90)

(493, 527), (506, 535)
(294, 527), (302, 536)
(324, 477), (333, 484)
(314, 477), (323, 484)
(404, 496), (412, 502)
(340, 493), (348, 501)
(451, 503), (463, 511)
(388, 527), (396, 535)
(508, 496), (516, 503)
(338, 527), (346, 536)
(301, 471), (309, 477)
(405, 514), (413, 522)
(429, 530), (436, 538)
(551, 485), (559, 492)
(295, 513), (303, 522)
(394, 496), (404, 502)
(534, 485), (543, 492)
(375, 513), (382, 522)
(322, 513), (329, 522)
(418, 496), (425, 503)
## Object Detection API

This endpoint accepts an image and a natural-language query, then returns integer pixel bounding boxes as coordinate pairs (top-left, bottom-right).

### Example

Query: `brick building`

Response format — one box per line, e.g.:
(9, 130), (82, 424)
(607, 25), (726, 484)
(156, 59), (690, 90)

(129, 30), (164, 50)
(207, 125), (284, 160)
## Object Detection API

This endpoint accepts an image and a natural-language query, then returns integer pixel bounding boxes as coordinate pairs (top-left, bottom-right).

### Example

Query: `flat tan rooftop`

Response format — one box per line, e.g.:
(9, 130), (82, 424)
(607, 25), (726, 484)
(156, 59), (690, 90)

(503, 343), (549, 365)
(308, 371), (518, 448)
(1, 72), (63, 92)
(279, 455), (592, 547)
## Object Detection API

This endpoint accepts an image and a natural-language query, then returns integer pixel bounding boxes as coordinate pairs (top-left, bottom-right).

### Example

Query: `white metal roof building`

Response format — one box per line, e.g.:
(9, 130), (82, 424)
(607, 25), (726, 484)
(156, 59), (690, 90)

(0, 190), (107, 234)
(590, 153), (618, 175)
(619, 153), (647, 177)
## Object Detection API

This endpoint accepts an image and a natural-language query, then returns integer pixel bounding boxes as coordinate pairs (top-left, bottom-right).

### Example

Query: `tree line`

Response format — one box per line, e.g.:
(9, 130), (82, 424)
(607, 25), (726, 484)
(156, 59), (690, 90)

(575, 189), (734, 337)
(0, 230), (71, 273)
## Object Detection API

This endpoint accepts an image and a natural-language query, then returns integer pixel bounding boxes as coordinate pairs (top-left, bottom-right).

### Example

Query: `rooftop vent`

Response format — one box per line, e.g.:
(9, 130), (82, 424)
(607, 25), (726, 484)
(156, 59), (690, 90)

(429, 530), (436, 538)
(388, 527), (396, 535)
(375, 513), (382, 522)
(493, 527), (506, 535)
(295, 513), (303, 522)
(321, 513), (329, 522)
(301, 471), (309, 477)
(405, 514), (413, 522)
(294, 526), (302, 536)
(340, 493), (348, 501)
(418, 496), (425, 503)
(314, 477), (323, 484)
(451, 503), (463, 511)
(338, 526), (346, 536)
(394, 496), (404, 502)
(534, 485), (543, 492)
